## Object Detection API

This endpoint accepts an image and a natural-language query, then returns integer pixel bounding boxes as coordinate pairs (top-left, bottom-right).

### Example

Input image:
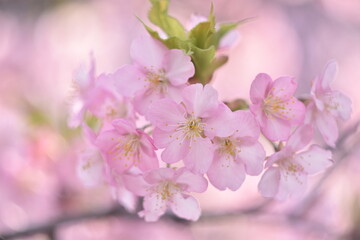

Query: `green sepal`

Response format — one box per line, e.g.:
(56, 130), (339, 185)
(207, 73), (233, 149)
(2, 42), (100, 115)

(148, 0), (187, 40)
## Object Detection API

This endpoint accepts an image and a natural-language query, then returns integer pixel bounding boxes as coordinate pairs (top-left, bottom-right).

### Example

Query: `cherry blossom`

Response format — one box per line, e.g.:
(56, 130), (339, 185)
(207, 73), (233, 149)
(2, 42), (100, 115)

(258, 125), (333, 200)
(69, 56), (131, 128)
(95, 119), (159, 174)
(76, 124), (104, 187)
(123, 167), (208, 221)
(113, 35), (195, 115)
(148, 83), (234, 174)
(207, 110), (266, 191)
(305, 61), (352, 147)
(250, 73), (306, 141)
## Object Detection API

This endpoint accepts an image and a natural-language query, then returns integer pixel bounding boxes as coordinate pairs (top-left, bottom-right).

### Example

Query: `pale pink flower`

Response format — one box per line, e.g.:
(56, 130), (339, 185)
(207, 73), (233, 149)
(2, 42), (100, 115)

(250, 73), (306, 141)
(77, 124), (105, 187)
(95, 118), (159, 174)
(123, 167), (208, 221)
(68, 56), (131, 128)
(78, 123), (138, 210)
(148, 84), (234, 174)
(258, 125), (332, 200)
(113, 35), (195, 115)
(306, 61), (352, 147)
(207, 110), (266, 191)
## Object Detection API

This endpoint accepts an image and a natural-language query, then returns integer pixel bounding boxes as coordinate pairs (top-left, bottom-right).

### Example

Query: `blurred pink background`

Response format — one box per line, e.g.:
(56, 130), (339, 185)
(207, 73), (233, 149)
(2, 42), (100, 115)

(0, 0), (359, 239)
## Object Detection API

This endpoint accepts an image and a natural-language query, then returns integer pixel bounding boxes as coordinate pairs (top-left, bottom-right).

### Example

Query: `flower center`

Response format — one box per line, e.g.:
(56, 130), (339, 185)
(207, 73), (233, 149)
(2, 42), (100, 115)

(108, 134), (140, 166)
(155, 181), (181, 201)
(181, 117), (205, 139)
(146, 69), (168, 93)
(262, 94), (286, 117)
(221, 138), (236, 156)
(322, 93), (341, 112)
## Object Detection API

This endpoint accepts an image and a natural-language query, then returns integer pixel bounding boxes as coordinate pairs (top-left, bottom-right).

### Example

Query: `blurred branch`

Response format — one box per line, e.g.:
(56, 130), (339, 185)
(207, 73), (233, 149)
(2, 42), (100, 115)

(0, 205), (135, 240)
(2, 122), (358, 239)
(0, 199), (270, 239)
(289, 121), (360, 218)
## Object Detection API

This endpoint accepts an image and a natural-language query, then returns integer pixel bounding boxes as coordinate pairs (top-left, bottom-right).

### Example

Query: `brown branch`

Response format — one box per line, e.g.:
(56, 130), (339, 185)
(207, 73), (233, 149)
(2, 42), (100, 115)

(0, 205), (135, 240)
(2, 122), (358, 240)
(0, 198), (272, 239)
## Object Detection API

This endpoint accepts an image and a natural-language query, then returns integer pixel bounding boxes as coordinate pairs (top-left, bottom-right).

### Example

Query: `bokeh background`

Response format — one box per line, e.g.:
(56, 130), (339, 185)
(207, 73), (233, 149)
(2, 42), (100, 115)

(0, 0), (359, 239)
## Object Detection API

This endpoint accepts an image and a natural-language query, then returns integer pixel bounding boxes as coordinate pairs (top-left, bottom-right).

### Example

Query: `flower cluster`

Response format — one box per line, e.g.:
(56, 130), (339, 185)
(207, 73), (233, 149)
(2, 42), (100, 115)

(69, 2), (352, 222)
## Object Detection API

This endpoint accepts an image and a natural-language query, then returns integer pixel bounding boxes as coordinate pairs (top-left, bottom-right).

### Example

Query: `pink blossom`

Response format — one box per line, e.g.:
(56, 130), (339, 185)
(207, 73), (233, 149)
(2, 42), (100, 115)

(306, 61), (352, 147)
(123, 167), (208, 221)
(77, 124), (105, 187)
(68, 56), (131, 128)
(113, 35), (195, 115)
(95, 118), (159, 174)
(148, 84), (234, 174)
(250, 73), (306, 141)
(207, 110), (266, 191)
(258, 125), (333, 200)
(78, 123), (138, 210)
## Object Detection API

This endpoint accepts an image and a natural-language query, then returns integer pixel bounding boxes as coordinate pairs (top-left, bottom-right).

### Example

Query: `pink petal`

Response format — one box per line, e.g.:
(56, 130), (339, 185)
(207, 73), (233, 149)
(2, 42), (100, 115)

(265, 148), (293, 168)
(207, 152), (246, 191)
(250, 73), (272, 104)
(261, 116), (291, 141)
(237, 142), (265, 176)
(95, 130), (121, 153)
(81, 123), (97, 145)
(111, 118), (137, 135)
(122, 174), (150, 196)
(161, 134), (190, 164)
(315, 111), (338, 147)
(138, 130), (157, 153)
(203, 104), (235, 138)
(286, 124), (313, 152)
(164, 49), (195, 86)
(137, 153), (159, 172)
(133, 88), (162, 116)
(170, 193), (201, 221)
(278, 98), (305, 124)
(141, 193), (167, 222)
(304, 102), (316, 124)
(258, 167), (281, 198)
(175, 168), (208, 193)
(144, 168), (175, 184)
(113, 64), (146, 97)
(183, 137), (214, 174)
(182, 84), (220, 118)
(166, 84), (187, 103)
(277, 170), (307, 200)
(68, 100), (85, 128)
(294, 145), (332, 175)
(270, 76), (297, 101)
(95, 131), (133, 172)
(152, 127), (175, 148)
(320, 60), (338, 91)
(324, 91), (352, 121)
(232, 110), (260, 138)
(77, 148), (104, 187)
(147, 98), (186, 131)
(249, 103), (268, 130)
(130, 35), (167, 70)
(113, 185), (138, 212)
